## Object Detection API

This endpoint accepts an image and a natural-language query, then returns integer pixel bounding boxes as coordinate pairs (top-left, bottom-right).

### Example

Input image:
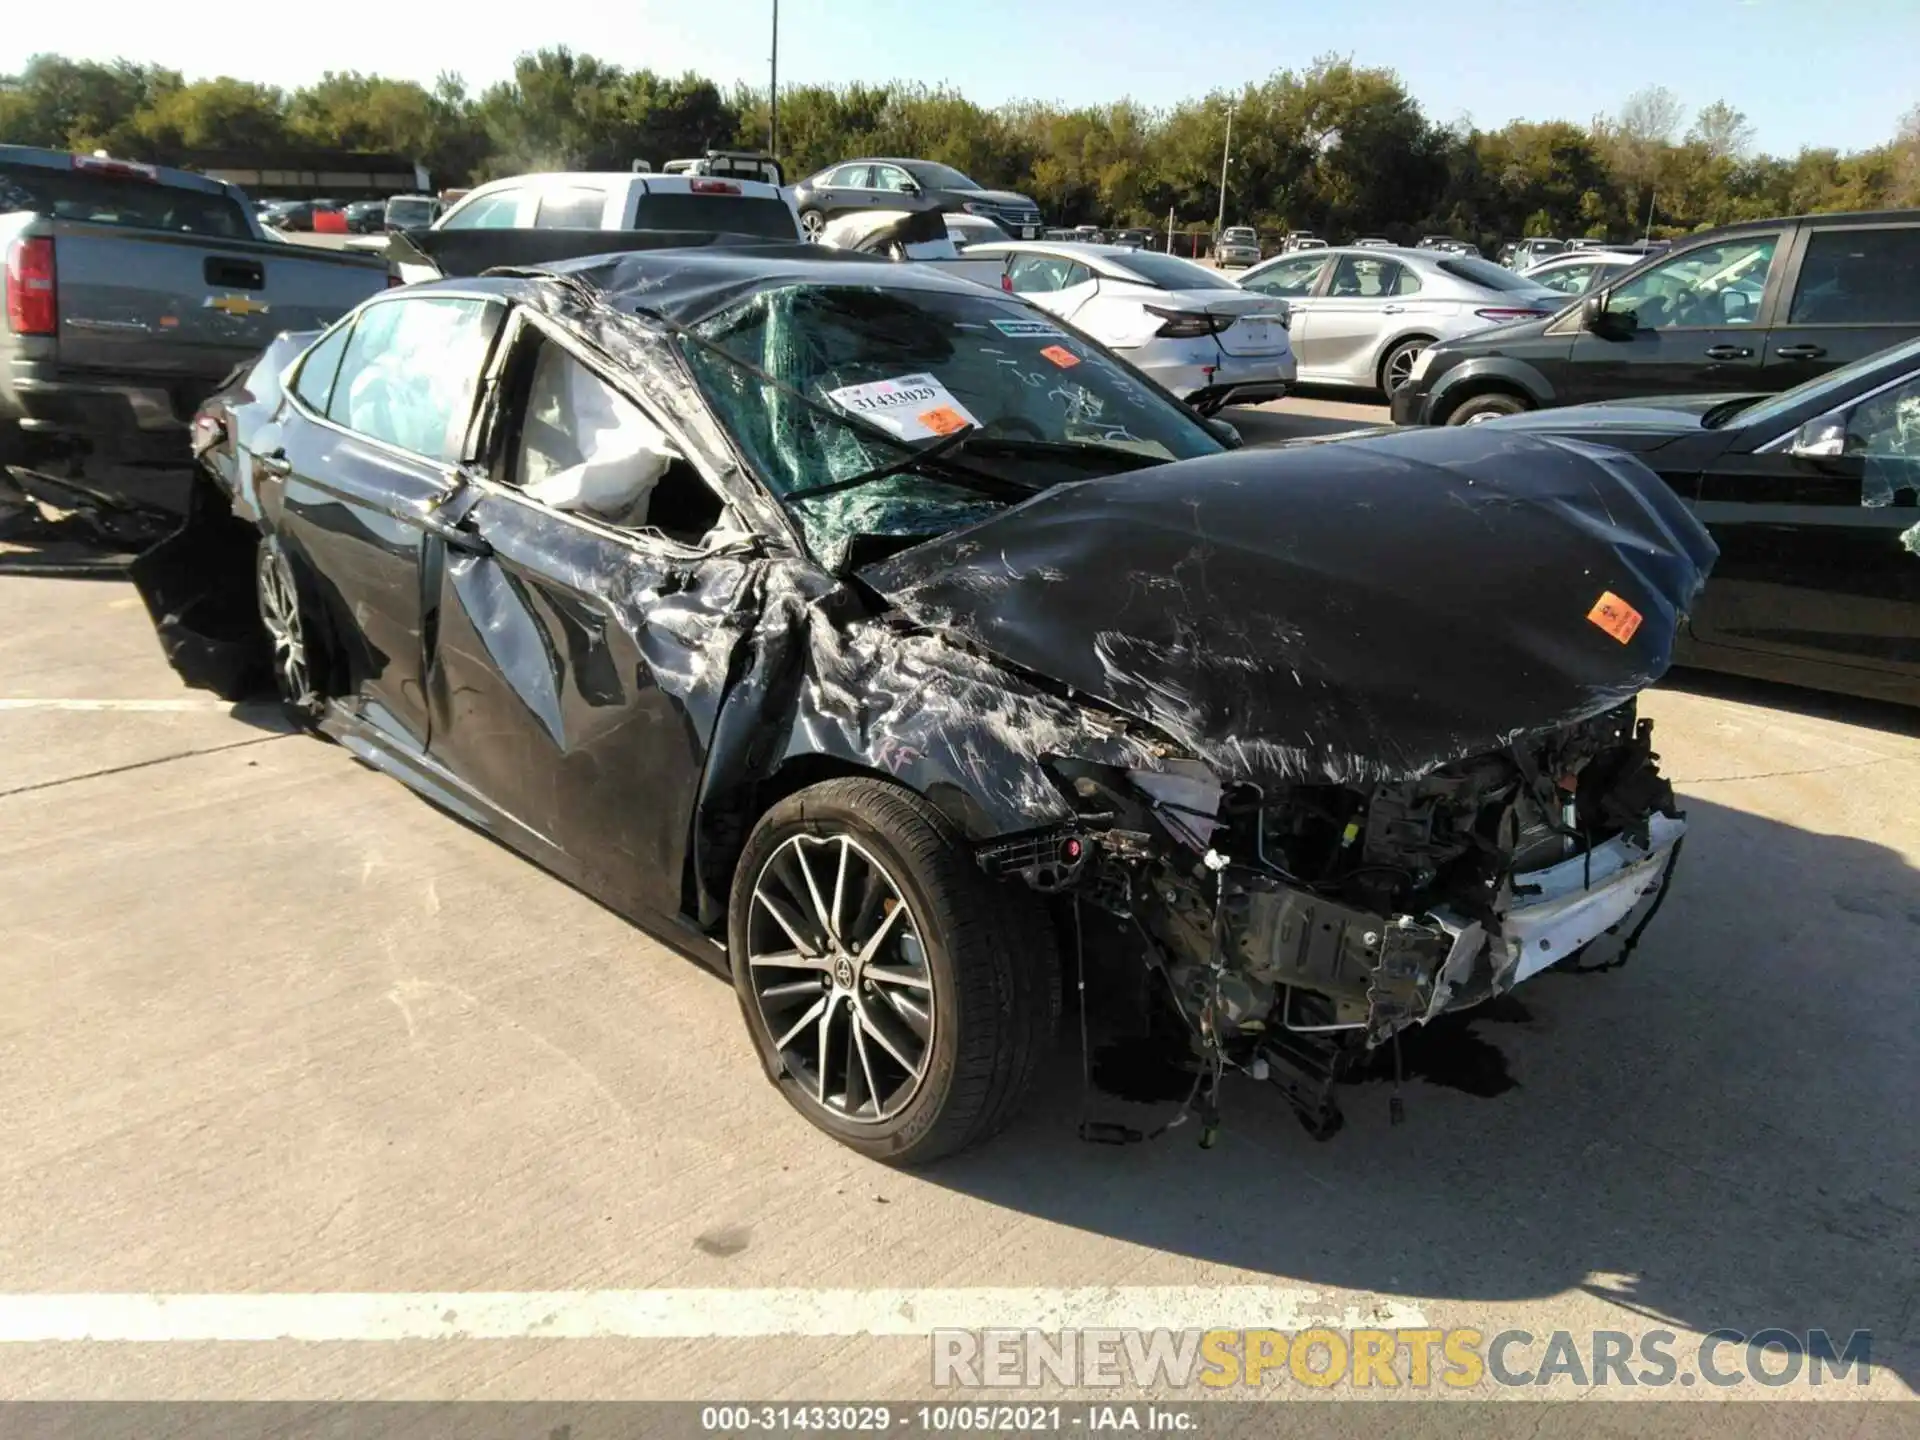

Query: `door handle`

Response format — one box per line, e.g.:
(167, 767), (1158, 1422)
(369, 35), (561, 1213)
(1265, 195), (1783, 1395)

(1704, 345), (1753, 360)
(417, 508), (493, 557)
(1775, 344), (1827, 360)
(1381, 303), (1404, 314)
(257, 447), (292, 477)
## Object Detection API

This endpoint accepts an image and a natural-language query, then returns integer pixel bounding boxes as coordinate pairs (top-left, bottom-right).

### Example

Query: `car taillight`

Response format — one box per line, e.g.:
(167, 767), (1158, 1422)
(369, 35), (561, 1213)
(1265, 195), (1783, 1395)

(1001, 273), (1014, 293)
(1145, 304), (1233, 339)
(690, 179), (741, 194)
(386, 271), (403, 288)
(1476, 307), (1550, 322)
(5, 236), (56, 336)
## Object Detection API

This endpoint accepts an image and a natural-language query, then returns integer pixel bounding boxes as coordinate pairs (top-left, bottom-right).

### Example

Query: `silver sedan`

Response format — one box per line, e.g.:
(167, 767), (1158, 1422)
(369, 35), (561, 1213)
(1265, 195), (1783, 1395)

(1234, 246), (1566, 398)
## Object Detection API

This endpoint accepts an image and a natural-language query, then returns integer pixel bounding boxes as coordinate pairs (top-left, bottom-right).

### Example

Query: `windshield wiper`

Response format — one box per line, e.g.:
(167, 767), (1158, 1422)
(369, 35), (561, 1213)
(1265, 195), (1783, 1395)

(1700, 395), (1763, 429)
(785, 423), (1039, 503)
(950, 435), (1169, 472)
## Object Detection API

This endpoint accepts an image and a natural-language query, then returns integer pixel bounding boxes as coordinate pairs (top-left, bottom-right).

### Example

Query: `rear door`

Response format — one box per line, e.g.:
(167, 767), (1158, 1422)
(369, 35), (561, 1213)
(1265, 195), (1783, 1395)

(818, 164), (878, 219)
(272, 293), (505, 748)
(1759, 221), (1920, 391)
(1690, 366), (1920, 685)
(1560, 231), (1784, 403)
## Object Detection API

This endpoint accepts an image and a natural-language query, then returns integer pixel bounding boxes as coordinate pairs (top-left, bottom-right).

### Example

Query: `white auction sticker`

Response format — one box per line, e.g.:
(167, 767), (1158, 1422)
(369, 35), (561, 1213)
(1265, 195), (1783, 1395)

(825, 373), (979, 440)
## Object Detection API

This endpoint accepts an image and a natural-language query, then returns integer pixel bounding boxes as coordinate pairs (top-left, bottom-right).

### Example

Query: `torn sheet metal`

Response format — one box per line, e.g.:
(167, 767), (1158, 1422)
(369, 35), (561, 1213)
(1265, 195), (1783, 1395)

(861, 425), (1720, 787)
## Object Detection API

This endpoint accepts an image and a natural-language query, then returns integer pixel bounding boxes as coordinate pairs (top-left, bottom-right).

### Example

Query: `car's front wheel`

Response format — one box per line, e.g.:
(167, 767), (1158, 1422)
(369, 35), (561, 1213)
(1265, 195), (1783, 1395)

(799, 208), (826, 241)
(1447, 392), (1531, 425)
(728, 777), (1057, 1164)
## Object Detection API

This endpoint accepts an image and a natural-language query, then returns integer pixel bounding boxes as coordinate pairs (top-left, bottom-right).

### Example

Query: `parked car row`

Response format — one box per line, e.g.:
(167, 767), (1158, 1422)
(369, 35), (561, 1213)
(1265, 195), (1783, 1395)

(258, 193), (443, 234)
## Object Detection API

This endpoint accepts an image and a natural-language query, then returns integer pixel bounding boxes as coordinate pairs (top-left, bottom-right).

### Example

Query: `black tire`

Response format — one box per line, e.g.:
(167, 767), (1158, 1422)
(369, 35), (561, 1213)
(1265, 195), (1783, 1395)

(799, 208), (826, 241)
(1378, 336), (1433, 399)
(1446, 391), (1531, 426)
(728, 777), (1059, 1165)
(254, 535), (326, 726)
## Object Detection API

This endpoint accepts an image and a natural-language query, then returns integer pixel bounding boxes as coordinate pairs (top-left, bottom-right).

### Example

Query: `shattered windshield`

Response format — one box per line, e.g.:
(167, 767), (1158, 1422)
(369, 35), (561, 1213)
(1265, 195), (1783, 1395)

(680, 282), (1223, 567)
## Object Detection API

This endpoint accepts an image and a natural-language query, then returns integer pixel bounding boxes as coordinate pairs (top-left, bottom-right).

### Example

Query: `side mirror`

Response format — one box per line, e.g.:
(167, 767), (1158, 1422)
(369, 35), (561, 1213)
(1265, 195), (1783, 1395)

(1787, 415), (1847, 459)
(1203, 416), (1244, 450)
(1580, 292), (1610, 333)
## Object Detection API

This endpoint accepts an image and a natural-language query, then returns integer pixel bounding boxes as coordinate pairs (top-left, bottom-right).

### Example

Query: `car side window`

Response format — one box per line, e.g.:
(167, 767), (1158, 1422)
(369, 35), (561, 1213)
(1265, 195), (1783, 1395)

(325, 297), (502, 462)
(1603, 236), (1776, 330)
(1243, 253), (1331, 298)
(873, 166), (916, 193)
(1329, 256), (1415, 299)
(1842, 376), (1920, 459)
(535, 188), (607, 229)
(509, 332), (725, 541)
(1007, 255), (1074, 293)
(1789, 227), (1920, 326)
(291, 321), (353, 413)
(440, 190), (525, 230)
(1535, 264), (1593, 295)
(828, 165), (872, 188)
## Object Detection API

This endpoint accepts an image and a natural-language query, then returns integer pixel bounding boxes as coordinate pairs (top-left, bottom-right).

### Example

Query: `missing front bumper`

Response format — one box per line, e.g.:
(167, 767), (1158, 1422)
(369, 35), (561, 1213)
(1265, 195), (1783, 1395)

(1236, 813), (1688, 1044)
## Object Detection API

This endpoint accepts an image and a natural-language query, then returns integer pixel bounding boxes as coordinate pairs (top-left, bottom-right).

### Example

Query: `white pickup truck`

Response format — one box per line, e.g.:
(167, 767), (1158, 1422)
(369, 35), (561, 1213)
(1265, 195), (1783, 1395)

(391, 171), (805, 283)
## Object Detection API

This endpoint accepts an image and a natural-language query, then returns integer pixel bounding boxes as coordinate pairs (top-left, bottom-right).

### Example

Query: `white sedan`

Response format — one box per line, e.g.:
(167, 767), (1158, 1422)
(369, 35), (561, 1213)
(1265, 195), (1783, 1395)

(957, 241), (1296, 413)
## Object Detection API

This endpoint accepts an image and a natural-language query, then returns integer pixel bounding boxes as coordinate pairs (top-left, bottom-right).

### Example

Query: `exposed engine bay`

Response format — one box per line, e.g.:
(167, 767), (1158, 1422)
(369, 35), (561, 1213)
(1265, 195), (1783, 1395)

(984, 700), (1685, 1141)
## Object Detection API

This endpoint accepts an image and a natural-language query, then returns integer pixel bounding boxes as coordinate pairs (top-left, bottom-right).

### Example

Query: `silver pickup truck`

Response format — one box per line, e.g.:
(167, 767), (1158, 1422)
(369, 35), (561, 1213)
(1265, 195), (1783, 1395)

(1, 145), (391, 519)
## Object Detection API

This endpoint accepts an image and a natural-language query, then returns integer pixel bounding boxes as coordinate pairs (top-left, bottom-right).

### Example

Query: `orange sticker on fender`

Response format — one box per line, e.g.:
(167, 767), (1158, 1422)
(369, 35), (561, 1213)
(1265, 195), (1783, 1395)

(1040, 344), (1080, 368)
(1587, 590), (1643, 644)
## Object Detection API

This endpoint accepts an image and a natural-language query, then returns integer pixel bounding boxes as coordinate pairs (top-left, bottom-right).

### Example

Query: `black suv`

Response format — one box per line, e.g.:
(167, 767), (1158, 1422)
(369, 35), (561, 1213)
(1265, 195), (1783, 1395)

(790, 159), (1043, 242)
(1394, 211), (1920, 426)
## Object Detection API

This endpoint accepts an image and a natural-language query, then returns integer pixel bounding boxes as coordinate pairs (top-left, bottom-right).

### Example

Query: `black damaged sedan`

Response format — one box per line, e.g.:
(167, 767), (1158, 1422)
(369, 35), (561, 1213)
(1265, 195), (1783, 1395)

(134, 248), (1717, 1162)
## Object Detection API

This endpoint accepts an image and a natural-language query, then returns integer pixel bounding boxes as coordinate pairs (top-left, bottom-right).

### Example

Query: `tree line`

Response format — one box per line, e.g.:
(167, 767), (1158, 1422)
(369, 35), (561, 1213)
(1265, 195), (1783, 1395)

(5, 49), (1917, 245)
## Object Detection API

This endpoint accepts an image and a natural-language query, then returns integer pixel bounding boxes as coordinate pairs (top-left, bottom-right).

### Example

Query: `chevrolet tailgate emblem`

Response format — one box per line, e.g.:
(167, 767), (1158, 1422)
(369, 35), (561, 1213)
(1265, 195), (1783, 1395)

(207, 294), (270, 317)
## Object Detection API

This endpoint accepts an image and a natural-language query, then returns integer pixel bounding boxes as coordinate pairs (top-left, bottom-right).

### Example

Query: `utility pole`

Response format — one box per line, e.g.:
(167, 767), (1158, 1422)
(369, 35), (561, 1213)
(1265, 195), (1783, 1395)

(1215, 100), (1236, 238)
(768, 0), (780, 158)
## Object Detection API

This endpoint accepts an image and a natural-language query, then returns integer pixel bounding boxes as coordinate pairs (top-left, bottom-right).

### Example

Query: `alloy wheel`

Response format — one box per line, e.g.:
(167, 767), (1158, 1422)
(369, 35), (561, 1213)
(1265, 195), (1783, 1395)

(256, 542), (316, 713)
(746, 832), (935, 1124)
(800, 210), (825, 240)
(1384, 343), (1425, 395)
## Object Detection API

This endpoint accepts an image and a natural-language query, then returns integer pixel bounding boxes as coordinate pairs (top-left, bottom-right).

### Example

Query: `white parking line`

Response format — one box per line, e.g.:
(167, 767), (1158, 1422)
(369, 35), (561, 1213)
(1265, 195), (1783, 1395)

(0, 698), (232, 712)
(0, 1289), (1427, 1342)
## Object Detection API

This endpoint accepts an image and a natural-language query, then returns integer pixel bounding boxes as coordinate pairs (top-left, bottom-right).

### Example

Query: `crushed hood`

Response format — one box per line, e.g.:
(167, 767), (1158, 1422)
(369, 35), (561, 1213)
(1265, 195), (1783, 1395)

(859, 426), (1719, 786)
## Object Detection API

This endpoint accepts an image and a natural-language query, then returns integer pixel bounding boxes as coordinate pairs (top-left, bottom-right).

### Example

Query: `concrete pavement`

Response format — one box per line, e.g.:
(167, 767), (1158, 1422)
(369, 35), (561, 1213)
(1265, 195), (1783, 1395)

(2, 398), (1916, 1408)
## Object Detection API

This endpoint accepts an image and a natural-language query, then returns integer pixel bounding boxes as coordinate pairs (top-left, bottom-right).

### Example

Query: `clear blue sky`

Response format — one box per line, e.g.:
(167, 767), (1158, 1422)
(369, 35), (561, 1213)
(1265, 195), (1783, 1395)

(7, 0), (1915, 156)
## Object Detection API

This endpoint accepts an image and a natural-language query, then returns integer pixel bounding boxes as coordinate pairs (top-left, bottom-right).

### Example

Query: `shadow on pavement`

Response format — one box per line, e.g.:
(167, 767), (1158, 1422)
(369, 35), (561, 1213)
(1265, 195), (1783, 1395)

(1660, 666), (1920, 740)
(930, 794), (1920, 1384)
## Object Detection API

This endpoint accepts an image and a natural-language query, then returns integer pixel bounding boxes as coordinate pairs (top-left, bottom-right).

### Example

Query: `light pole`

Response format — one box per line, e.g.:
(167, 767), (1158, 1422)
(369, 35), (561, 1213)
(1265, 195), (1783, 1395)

(1215, 100), (1236, 237)
(768, 0), (779, 157)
